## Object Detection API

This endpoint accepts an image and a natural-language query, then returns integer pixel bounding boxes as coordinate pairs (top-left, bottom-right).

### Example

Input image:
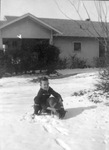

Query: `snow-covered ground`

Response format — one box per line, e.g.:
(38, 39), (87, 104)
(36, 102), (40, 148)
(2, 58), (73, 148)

(0, 68), (109, 150)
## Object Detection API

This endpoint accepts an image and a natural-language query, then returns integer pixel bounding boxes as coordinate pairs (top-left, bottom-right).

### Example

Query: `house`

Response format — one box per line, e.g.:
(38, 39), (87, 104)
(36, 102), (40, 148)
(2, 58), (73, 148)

(0, 13), (107, 66)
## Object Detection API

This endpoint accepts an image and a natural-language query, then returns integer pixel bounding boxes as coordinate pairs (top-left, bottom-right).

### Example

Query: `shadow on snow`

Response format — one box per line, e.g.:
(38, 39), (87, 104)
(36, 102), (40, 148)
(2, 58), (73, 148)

(64, 105), (97, 120)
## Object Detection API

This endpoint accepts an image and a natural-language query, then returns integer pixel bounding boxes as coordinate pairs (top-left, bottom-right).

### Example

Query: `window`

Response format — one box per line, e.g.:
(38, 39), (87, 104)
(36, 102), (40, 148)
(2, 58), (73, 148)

(74, 42), (81, 52)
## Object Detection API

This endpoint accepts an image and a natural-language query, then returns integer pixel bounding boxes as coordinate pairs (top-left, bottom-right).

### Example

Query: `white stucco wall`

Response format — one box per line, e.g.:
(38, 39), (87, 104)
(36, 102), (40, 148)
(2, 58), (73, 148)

(1, 17), (51, 39)
(54, 36), (99, 66)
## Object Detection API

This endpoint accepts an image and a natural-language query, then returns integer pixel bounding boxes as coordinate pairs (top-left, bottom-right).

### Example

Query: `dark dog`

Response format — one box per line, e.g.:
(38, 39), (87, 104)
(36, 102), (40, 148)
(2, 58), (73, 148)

(46, 97), (66, 119)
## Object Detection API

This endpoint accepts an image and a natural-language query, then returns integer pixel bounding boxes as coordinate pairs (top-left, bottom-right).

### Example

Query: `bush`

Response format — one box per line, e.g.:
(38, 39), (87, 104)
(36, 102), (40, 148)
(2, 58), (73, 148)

(56, 54), (88, 69)
(93, 57), (105, 68)
(3, 42), (60, 75)
(26, 43), (60, 75)
(69, 54), (88, 69)
(93, 41), (109, 99)
(0, 50), (6, 78)
(57, 58), (68, 69)
(46, 45), (60, 74)
(95, 47), (109, 96)
(0, 67), (5, 78)
(95, 68), (109, 95)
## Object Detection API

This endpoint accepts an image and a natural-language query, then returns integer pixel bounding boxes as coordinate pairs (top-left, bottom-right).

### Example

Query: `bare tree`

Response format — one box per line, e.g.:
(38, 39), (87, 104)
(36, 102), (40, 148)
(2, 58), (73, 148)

(54, 0), (109, 50)
(54, 0), (109, 95)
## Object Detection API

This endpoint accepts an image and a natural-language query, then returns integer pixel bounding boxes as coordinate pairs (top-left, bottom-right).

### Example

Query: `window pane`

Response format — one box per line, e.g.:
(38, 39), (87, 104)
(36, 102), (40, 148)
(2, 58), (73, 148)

(74, 42), (81, 51)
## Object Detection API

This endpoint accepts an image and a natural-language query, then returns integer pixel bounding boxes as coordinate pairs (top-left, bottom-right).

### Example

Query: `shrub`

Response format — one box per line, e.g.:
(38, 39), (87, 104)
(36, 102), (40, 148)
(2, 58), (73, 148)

(0, 67), (5, 78)
(44, 44), (60, 74)
(93, 57), (105, 68)
(95, 68), (109, 95)
(69, 54), (88, 69)
(57, 57), (69, 69)
(95, 46), (109, 96)
(0, 50), (6, 78)
(3, 41), (60, 75)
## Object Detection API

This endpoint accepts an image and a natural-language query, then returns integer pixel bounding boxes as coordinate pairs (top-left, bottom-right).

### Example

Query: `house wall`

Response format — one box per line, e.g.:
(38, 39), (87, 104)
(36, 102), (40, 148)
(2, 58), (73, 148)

(1, 17), (51, 39)
(0, 17), (99, 66)
(54, 36), (99, 66)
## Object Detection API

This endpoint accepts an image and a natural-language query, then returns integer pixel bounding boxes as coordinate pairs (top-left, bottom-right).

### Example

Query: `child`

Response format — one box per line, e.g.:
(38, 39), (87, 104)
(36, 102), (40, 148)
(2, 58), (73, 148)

(33, 76), (66, 118)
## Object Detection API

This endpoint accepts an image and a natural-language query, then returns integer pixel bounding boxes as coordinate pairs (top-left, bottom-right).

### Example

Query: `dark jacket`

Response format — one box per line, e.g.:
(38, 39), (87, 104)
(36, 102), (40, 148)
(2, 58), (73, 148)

(34, 86), (62, 105)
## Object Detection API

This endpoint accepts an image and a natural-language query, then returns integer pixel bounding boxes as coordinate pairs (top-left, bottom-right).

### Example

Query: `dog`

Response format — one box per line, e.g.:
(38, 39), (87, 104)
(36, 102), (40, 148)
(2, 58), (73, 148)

(46, 97), (66, 118)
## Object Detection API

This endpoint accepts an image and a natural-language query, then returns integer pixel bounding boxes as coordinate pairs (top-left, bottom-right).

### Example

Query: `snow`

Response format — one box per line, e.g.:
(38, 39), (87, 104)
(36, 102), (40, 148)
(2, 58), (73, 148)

(0, 68), (109, 150)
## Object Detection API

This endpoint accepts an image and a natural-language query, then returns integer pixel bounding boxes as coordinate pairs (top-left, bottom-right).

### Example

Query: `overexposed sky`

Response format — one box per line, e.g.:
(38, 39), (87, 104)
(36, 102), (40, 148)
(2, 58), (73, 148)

(1, 0), (109, 21)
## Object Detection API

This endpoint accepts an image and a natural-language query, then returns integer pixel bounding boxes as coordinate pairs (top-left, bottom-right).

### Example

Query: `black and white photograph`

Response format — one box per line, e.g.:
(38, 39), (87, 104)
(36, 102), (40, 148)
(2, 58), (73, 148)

(0, 0), (109, 150)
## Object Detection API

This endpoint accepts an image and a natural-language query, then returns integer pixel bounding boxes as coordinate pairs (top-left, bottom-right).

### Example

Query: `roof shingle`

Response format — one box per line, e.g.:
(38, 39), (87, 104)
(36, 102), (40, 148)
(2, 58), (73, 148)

(0, 14), (108, 38)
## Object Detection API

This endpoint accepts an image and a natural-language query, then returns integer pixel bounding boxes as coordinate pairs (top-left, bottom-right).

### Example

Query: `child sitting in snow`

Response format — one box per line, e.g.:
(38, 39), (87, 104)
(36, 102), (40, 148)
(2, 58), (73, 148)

(33, 76), (66, 119)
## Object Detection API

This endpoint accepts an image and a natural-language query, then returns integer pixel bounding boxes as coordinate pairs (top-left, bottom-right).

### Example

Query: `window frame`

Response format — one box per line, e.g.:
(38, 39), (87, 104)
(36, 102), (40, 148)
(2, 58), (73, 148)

(73, 41), (81, 52)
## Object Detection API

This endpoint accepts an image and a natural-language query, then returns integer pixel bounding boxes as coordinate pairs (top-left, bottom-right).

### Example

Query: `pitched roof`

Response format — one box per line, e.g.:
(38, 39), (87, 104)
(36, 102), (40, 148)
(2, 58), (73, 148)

(4, 16), (19, 23)
(0, 13), (108, 38)
(40, 18), (108, 38)
(0, 13), (62, 35)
